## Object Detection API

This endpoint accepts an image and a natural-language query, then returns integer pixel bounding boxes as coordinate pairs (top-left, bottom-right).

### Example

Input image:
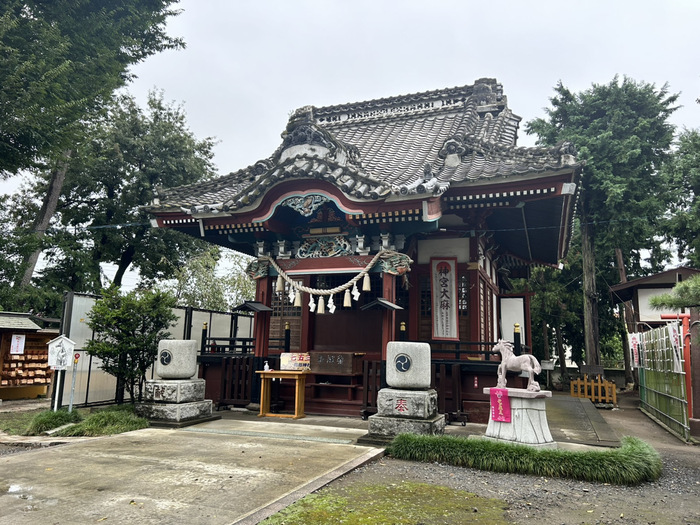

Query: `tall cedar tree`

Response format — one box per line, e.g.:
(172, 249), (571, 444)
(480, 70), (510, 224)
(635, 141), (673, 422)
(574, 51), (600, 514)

(526, 77), (677, 366)
(663, 129), (700, 266)
(85, 287), (177, 403)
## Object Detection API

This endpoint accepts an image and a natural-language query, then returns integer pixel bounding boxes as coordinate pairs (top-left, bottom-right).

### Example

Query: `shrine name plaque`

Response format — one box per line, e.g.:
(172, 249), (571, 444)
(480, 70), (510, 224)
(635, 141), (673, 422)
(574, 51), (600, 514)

(310, 352), (365, 375)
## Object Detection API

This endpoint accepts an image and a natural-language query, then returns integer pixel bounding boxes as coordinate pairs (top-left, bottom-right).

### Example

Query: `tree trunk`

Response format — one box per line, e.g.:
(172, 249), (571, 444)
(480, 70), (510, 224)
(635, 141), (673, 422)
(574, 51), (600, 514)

(16, 150), (72, 287)
(112, 243), (136, 288)
(614, 248), (635, 385)
(541, 319), (550, 360)
(581, 218), (600, 365)
(556, 325), (567, 378)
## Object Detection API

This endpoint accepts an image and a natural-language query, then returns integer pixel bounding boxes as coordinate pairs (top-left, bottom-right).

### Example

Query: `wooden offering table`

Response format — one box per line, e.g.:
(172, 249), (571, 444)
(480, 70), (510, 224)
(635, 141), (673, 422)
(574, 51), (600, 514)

(256, 370), (309, 419)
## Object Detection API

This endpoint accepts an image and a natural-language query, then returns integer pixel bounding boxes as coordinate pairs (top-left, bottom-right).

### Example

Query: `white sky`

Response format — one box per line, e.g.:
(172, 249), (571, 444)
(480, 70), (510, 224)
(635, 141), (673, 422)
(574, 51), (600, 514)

(2, 0), (699, 191)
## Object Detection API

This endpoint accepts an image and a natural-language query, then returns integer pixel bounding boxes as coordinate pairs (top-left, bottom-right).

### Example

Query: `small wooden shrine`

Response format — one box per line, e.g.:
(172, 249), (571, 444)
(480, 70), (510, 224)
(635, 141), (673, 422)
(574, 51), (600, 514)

(0, 313), (57, 400)
(148, 79), (581, 421)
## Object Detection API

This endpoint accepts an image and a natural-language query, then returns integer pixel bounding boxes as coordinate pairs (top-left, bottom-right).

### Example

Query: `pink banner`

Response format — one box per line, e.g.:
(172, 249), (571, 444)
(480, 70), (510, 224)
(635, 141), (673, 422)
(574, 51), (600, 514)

(490, 388), (511, 422)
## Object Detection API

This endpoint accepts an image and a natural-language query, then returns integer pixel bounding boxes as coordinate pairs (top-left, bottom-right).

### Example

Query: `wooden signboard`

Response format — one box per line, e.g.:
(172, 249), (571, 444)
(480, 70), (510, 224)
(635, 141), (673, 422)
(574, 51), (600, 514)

(310, 352), (365, 375)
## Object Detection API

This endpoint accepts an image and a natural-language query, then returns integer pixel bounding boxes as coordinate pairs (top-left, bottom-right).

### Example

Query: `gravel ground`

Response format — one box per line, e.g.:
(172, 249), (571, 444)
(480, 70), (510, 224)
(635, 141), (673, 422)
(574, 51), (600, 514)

(0, 442), (44, 457)
(327, 393), (700, 525)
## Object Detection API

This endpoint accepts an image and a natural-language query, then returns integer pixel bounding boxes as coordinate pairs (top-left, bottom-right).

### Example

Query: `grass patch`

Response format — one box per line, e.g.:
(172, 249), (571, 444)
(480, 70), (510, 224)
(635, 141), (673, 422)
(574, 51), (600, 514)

(387, 434), (661, 485)
(53, 404), (149, 437)
(25, 409), (83, 435)
(0, 409), (46, 435)
(261, 481), (509, 524)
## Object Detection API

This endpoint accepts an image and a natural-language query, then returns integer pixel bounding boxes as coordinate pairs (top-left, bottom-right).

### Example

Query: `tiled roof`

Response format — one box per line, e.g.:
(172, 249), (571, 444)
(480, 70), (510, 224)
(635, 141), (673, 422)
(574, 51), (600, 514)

(0, 313), (42, 331)
(151, 79), (580, 212)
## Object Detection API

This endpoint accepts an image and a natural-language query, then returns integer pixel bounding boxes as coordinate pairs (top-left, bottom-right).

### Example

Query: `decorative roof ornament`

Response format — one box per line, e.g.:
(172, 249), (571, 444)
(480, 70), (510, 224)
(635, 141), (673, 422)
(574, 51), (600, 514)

(282, 194), (330, 217)
(297, 236), (353, 259)
(245, 259), (269, 280)
(438, 137), (467, 159)
(252, 160), (273, 177)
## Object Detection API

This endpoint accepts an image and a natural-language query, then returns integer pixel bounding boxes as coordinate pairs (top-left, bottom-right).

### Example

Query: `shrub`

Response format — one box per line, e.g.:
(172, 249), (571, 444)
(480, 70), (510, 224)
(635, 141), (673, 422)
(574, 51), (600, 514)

(25, 409), (83, 435)
(55, 405), (149, 437)
(387, 434), (661, 485)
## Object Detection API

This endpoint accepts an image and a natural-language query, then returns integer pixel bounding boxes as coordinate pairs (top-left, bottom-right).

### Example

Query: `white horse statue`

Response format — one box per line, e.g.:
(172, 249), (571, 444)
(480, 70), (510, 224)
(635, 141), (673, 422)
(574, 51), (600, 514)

(494, 339), (541, 392)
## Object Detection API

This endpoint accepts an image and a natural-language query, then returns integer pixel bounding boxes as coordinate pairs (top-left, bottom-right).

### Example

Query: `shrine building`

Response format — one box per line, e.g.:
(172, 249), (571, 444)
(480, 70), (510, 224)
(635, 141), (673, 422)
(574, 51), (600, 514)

(147, 78), (581, 422)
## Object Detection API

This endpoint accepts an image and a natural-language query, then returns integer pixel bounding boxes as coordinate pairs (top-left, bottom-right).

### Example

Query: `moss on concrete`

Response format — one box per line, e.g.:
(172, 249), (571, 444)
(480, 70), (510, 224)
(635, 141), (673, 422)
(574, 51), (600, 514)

(261, 481), (510, 524)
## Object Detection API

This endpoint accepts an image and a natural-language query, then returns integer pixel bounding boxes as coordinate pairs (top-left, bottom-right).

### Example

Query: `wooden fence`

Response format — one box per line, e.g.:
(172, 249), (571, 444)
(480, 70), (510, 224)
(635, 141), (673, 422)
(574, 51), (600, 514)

(570, 374), (617, 405)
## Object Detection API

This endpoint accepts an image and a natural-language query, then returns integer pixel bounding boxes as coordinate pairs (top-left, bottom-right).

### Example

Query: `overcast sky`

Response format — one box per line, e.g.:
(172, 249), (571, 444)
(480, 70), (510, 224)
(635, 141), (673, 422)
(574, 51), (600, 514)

(3, 0), (700, 193)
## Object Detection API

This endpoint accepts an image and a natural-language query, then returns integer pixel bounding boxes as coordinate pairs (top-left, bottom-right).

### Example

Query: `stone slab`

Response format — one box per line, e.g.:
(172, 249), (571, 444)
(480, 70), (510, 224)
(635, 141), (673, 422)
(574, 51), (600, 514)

(143, 379), (205, 404)
(367, 413), (446, 437)
(386, 341), (431, 389)
(136, 400), (213, 422)
(376, 388), (438, 419)
(156, 339), (198, 379)
(484, 394), (556, 448)
(483, 387), (552, 399)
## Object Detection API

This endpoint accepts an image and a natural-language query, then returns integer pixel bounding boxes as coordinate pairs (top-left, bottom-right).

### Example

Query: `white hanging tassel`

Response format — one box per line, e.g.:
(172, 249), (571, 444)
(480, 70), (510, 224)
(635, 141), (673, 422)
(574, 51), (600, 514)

(288, 287), (296, 304)
(328, 295), (336, 314)
(317, 296), (325, 314)
(276, 274), (285, 293)
(352, 283), (361, 301)
(344, 288), (352, 307)
(362, 272), (371, 292)
(308, 295), (316, 313)
(294, 290), (302, 307)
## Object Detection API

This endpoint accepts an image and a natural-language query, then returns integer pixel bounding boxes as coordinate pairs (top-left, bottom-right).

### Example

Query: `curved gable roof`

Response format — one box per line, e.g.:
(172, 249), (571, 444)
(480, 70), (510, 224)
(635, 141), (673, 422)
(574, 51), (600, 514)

(150, 78), (580, 215)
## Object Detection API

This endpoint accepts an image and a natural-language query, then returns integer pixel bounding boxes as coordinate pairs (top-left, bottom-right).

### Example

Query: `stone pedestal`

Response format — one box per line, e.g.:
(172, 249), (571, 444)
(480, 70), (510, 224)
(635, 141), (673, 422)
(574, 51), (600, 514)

(136, 378), (219, 428)
(368, 388), (445, 435)
(359, 342), (446, 446)
(482, 387), (556, 449)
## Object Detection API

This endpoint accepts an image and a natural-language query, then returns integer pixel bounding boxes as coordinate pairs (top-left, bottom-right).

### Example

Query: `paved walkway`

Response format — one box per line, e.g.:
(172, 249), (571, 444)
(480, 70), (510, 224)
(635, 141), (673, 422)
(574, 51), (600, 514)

(0, 392), (667, 525)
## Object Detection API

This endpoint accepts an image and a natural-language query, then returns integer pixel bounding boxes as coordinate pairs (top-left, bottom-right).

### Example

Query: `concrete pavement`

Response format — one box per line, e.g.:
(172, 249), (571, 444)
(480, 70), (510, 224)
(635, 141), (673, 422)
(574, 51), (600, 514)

(0, 393), (623, 524)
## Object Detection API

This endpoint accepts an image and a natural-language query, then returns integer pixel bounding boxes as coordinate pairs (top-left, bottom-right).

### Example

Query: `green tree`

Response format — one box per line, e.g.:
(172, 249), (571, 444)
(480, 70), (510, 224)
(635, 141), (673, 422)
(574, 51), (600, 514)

(5, 0), (184, 288)
(526, 77), (678, 367)
(663, 129), (700, 266)
(0, 191), (65, 314)
(159, 247), (256, 311)
(0, 0), (183, 176)
(650, 274), (700, 309)
(37, 91), (217, 291)
(85, 287), (177, 403)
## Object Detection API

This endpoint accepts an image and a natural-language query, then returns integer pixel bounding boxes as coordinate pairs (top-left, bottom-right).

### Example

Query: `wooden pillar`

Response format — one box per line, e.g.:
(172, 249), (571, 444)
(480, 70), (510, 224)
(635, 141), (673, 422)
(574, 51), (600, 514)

(690, 309), (700, 436)
(253, 276), (272, 359)
(407, 270), (420, 341)
(381, 272), (397, 360)
(300, 275), (313, 353)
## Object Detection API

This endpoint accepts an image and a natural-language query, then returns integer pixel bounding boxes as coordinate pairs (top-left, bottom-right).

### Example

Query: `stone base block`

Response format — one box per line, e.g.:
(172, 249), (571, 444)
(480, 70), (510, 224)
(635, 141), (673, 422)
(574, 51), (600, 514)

(376, 388), (438, 419)
(367, 413), (446, 437)
(483, 388), (555, 448)
(143, 379), (205, 404)
(136, 400), (212, 422)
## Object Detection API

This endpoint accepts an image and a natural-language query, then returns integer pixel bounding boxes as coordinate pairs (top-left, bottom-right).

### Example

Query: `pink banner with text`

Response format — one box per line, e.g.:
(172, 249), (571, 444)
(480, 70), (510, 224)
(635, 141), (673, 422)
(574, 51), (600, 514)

(490, 388), (511, 422)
